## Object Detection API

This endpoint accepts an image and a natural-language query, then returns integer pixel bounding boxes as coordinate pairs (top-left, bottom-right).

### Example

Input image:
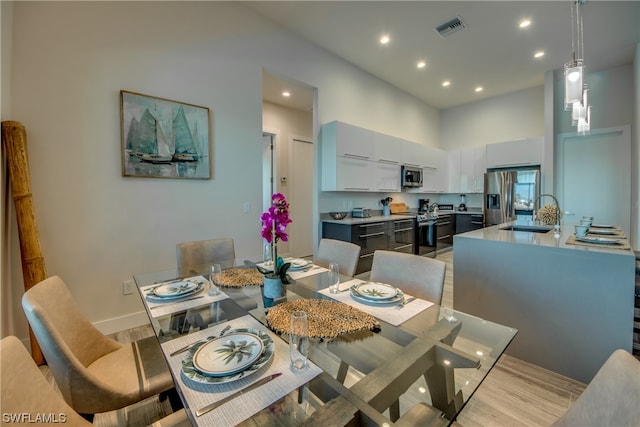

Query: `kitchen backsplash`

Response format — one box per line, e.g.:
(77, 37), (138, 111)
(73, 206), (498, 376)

(319, 192), (483, 213)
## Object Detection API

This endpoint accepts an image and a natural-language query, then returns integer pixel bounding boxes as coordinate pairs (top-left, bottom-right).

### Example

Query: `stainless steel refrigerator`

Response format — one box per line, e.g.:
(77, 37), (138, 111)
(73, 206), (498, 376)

(484, 167), (540, 226)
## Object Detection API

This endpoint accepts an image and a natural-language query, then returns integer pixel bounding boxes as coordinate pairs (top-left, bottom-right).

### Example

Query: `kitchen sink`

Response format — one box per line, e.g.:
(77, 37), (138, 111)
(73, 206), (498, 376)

(500, 225), (553, 233)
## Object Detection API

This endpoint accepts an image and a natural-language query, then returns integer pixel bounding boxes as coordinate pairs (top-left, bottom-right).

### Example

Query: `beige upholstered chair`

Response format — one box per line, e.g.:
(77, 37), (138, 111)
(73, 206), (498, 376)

(551, 349), (640, 427)
(1, 336), (189, 427)
(22, 276), (177, 417)
(1, 335), (93, 426)
(314, 238), (362, 277)
(176, 237), (235, 275)
(369, 250), (446, 304)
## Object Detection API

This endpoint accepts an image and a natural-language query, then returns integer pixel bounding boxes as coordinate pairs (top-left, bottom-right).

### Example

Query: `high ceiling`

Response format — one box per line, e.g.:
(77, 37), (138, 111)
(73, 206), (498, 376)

(250, 1), (640, 111)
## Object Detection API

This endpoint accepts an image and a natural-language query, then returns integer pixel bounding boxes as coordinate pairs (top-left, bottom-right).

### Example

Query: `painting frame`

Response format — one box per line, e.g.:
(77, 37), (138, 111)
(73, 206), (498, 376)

(120, 90), (211, 179)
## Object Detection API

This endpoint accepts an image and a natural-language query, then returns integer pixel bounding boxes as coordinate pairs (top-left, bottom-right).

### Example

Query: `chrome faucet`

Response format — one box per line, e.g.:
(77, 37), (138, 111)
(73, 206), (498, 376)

(532, 194), (561, 231)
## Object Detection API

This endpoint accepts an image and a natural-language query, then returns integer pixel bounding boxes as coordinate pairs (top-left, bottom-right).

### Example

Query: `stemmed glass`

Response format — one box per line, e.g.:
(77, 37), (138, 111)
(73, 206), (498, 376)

(209, 264), (221, 296)
(328, 262), (340, 294)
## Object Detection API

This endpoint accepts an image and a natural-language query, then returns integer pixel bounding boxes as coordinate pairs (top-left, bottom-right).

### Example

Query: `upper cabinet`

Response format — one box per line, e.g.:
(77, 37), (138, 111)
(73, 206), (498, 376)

(326, 121), (375, 159)
(485, 138), (542, 169)
(420, 146), (448, 193)
(321, 121), (400, 192)
(449, 146), (486, 193)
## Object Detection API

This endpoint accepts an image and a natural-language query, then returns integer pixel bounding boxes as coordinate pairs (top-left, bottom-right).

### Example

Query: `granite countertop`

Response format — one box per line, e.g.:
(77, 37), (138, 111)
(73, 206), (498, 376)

(456, 218), (633, 256)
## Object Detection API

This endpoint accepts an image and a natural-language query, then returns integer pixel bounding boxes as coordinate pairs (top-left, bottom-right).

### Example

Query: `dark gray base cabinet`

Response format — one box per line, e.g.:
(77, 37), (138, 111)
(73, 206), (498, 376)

(455, 213), (484, 234)
(322, 219), (414, 275)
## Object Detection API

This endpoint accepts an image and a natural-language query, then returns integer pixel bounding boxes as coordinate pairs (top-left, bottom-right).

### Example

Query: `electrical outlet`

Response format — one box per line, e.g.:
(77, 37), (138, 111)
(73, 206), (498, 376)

(123, 280), (134, 295)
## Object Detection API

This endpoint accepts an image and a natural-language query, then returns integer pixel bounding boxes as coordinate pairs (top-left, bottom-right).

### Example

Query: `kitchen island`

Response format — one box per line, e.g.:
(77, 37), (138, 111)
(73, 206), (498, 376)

(453, 219), (635, 383)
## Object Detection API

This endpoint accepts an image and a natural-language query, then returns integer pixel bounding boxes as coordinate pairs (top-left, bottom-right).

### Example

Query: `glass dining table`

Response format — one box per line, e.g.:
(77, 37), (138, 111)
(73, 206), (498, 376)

(134, 261), (516, 426)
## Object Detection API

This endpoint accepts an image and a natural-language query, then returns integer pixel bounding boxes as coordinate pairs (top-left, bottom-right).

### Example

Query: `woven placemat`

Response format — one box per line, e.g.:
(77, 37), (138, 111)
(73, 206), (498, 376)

(216, 268), (264, 287)
(266, 299), (380, 339)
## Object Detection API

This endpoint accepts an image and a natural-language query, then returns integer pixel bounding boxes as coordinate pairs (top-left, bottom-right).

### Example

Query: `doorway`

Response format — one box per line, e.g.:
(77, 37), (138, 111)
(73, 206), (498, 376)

(262, 70), (315, 258)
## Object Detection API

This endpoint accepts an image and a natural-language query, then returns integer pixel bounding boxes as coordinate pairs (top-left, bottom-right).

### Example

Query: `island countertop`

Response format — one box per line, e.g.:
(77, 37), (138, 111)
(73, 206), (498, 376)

(456, 219), (633, 257)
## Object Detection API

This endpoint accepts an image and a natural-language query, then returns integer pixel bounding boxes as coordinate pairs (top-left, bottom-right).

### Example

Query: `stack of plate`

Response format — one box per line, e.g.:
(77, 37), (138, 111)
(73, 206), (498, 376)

(349, 282), (404, 306)
(286, 258), (313, 272)
(147, 280), (205, 302)
(575, 236), (623, 245)
(181, 328), (274, 385)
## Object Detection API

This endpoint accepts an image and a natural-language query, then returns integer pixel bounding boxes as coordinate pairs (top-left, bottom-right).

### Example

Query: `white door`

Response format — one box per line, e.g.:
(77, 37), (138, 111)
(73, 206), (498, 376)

(289, 137), (313, 257)
(556, 126), (631, 233)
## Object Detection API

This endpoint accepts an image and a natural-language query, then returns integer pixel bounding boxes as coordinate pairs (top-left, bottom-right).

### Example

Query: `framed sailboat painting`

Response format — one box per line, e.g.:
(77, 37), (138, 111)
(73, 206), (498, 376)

(120, 90), (211, 179)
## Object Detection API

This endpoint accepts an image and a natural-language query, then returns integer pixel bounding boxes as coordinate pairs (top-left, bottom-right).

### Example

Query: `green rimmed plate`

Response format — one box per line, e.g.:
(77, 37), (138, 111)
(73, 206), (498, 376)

(181, 328), (274, 386)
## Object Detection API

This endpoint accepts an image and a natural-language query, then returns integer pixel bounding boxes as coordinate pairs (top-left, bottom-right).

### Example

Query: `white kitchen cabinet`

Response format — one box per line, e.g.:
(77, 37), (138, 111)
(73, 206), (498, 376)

(448, 150), (462, 193)
(373, 132), (403, 165)
(485, 138), (542, 169)
(321, 121), (375, 159)
(321, 121), (376, 191)
(401, 140), (426, 168)
(448, 146), (485, 193)
(374, 160), (401, 192)
(333, 156), (375, 191)
(420, 146), (448, 193)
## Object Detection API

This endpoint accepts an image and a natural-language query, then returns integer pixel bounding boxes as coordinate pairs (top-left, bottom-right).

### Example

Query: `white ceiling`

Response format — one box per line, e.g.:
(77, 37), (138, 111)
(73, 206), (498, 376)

(251, 1), (640, 111)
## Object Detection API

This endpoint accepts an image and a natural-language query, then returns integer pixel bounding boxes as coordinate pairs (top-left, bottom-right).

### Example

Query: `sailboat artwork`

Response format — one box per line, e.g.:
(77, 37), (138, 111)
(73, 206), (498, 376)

(121, 90), (210, 179)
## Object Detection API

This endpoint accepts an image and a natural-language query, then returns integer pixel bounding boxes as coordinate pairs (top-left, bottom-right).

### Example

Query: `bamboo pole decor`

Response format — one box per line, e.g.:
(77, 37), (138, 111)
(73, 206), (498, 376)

(2, 120), (46, 364)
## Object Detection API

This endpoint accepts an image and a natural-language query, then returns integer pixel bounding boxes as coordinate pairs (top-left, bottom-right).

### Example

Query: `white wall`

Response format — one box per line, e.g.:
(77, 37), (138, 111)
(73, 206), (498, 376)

(634, 44), (639, 249)
(440, 86), (544, 150)
(4, 2), (441, 337)
(1, 0), (15, 338)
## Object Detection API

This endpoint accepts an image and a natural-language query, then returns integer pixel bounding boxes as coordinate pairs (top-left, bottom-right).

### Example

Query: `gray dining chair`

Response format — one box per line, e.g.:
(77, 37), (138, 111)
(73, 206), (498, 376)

(314, 238), (361, 277)
(369, 250), (446, 304)
(22, 275), (179, 419)
(551, 349), (640, 426)
(176, 237), (235, 276)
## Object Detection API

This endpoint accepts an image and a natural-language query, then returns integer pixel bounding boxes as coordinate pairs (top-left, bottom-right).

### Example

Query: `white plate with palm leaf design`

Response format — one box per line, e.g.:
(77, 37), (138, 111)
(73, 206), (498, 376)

(192, 332), (264, 377)
(152, 281), (199, 298)
(181, 328), (274, 385)
(146, 280), (205, 303)
(351, 282), (399, 301)
(350, 286), (404, 306)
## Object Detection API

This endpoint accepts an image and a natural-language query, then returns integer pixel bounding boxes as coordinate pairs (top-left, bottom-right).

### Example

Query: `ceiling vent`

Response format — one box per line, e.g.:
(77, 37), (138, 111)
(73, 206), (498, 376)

(434, 16), (467, 38)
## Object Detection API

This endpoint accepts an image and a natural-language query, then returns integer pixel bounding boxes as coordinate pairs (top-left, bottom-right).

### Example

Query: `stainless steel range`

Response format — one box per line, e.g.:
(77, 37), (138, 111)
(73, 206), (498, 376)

(416, 212), (437, 257)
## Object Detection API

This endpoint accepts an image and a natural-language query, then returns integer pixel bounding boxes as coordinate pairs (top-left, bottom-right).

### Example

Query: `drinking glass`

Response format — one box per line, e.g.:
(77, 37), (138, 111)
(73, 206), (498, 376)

(289, 311), (308, 369)
(263, 242), (273, 267)
(328, 262), (340, 294)
(209, 264), (221, 296)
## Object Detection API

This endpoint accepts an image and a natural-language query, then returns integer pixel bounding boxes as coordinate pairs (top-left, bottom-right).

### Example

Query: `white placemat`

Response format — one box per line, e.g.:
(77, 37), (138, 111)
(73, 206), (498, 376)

(289, 265), (328, 280)
(162, 315), (322, 426)
(141, 276), (230, 318)
(318, 279), (433, 326)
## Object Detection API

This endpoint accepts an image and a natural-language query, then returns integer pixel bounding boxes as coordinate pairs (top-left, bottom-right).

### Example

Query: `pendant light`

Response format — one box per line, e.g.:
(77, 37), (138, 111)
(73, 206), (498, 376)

(564, 0), (591, 133)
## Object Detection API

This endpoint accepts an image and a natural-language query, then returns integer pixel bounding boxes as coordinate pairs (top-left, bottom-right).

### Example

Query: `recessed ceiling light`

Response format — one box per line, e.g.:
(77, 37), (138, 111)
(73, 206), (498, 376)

(379, 34), (390, 45)
(282, 91), (290, 97)
(475, 86), (483, 92)
(442, 80), (451, 87)
(417, 60), (426, 69)
(534, 51), (545, 58)
(519, 19), (532, 28)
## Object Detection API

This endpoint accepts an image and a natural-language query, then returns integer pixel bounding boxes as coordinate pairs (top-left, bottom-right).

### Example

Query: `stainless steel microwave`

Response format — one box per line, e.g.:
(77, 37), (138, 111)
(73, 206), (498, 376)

(401, 165), (423, 188)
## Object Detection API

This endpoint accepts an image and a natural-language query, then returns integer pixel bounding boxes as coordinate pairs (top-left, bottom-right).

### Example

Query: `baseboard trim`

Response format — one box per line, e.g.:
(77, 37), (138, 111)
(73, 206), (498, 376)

(92, 310), (151, 335)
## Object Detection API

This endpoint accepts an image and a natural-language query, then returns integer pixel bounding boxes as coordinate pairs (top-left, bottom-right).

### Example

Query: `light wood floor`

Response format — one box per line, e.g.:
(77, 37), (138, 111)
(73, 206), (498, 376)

(40, 248), (587, 426)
